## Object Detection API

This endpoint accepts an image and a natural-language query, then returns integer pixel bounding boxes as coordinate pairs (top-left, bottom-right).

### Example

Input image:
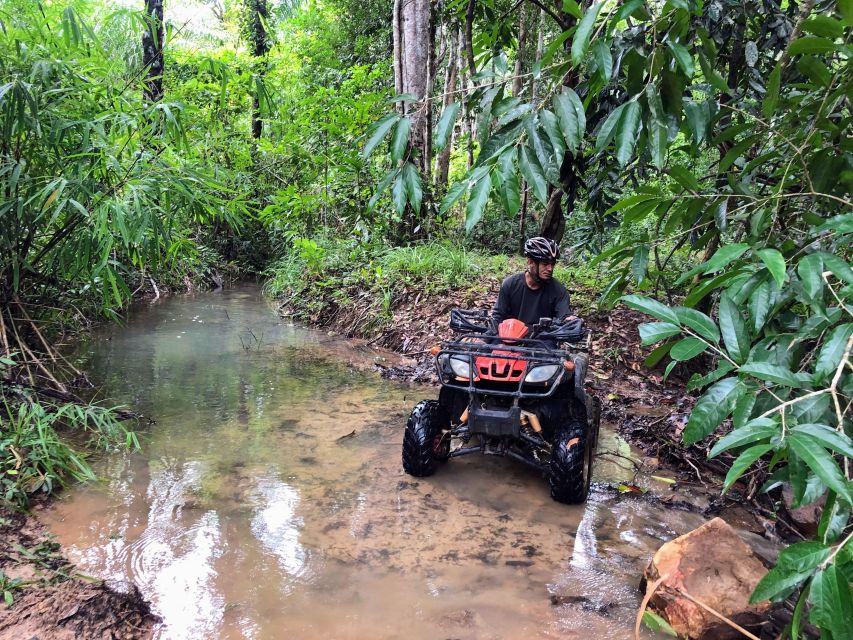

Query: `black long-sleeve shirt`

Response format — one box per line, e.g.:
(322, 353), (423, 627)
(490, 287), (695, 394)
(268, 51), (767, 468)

(492, 272), (572, 326)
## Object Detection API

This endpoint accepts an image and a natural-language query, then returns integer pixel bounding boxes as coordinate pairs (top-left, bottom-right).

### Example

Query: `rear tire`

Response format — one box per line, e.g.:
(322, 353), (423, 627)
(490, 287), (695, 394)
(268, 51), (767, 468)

(549, 420), (592, 504)
(402, 400), (448, 477)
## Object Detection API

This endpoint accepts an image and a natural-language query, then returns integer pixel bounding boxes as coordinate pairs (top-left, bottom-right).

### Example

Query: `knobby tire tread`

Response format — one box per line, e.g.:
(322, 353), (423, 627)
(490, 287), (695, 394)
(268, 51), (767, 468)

(549, 420), (588, 504)
(402, 400), (444, 477)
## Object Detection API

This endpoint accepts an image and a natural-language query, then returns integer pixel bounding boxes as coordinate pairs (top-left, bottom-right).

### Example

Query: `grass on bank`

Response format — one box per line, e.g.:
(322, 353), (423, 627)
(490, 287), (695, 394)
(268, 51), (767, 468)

(264, 237), (608, 330)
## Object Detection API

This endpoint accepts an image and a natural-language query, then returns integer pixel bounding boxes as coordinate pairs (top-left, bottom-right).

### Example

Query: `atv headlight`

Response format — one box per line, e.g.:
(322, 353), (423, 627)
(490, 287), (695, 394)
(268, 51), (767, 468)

(524, 364), (559, 383)
(449, 355), (471, 379)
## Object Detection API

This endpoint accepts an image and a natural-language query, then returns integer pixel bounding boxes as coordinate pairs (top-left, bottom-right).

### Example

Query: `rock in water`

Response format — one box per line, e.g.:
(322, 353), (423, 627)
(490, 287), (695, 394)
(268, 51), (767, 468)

(641, 517), (771, 639)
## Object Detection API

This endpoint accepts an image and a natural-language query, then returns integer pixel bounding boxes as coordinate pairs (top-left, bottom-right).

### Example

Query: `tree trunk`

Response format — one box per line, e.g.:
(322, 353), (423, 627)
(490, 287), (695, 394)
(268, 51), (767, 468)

(436, 23), (459, 190)
(397, 0), (432, 235)
(530, 8), (544, 103)
(249, 0), (270, 139)
(392, 0), (404, 112)
(465, 0), (477, 81)
(142, 0), (164, 102)
(512, 4), (528, 97)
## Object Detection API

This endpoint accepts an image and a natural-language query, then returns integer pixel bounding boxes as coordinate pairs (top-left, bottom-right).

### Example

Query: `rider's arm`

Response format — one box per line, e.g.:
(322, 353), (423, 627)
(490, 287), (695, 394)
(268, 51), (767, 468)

(553, 286), (573, 321)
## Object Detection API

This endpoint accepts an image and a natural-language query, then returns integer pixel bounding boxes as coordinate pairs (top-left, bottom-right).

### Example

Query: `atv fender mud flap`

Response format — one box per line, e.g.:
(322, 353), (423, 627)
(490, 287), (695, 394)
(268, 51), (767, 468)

(468, 405), (521, 437)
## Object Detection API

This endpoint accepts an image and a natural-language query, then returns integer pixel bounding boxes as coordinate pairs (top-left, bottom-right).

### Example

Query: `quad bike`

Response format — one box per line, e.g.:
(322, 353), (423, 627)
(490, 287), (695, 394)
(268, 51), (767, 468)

(402, 308), (601, 504)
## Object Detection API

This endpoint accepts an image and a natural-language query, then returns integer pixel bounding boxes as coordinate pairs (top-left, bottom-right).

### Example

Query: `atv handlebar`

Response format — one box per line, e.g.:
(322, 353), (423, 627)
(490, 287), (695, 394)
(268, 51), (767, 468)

(448, 308), (588, 345)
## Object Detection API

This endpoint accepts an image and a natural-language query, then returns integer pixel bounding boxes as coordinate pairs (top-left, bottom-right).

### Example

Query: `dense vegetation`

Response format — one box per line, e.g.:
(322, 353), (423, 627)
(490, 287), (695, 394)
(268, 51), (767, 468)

(0, 0), (850, 633)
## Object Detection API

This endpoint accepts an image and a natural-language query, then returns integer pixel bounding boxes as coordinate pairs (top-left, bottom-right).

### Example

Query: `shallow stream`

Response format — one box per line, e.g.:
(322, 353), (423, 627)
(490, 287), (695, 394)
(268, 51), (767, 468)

(42, 286), (712, 639)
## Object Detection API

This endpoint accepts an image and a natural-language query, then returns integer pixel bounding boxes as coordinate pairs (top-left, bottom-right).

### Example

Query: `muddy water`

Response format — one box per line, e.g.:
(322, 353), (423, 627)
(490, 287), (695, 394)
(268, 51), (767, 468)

(43, 286), (706, 640)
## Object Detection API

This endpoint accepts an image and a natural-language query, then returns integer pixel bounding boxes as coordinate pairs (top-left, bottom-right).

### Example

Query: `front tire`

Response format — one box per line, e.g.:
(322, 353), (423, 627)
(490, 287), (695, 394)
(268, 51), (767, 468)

(549, 420), (592, 504)
(402, 400), (449, 477)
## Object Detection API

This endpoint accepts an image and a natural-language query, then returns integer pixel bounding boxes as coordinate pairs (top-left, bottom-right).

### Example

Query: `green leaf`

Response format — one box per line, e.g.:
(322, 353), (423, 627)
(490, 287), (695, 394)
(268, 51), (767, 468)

(710, 418), (779, 458)
(684, 99), (709, 145)
(841, 0), (853, 26)
(596, 103), (625, 152)
(815, 323), (853, 385)
(645, 84), (667, 169)
(642, 610), (678, 636)
(802, 15), (844, 39)
(402, 162), (422, 213)
(820, 253), (853, 285)
(639, 322), (682, 346)
(367, 169), (397, 211)
(798, 254), (825, 301)
(683, 377), (740, 444)
(762, 63), (781, 118)
(498, 150), (521, 216)
(667, 40), (694, 77)
(518, 146), (548, 205)
(703, 243), (750, 274)
(674, 307), (720, 343)
(789, 434), (853, 504)
(645, 341), (675, 367)
(687, 361), (736, 391)
(440, 180), (468, 214)
(392, 173), (407, 215)
(670, 337), (708, 361)
(390, 117), (411, 163)
(739, 362), (803, 388)
(790, 424), (853, 458)
(757, 248), (786, 287)
(622, 295), (680, 324)
(723, 444), (774, 493)
(553, 89), (586, 154)
(571, 2), (604, 66)
(593, 40), (612, 81)
(788, 36), (838, 56)
(362, 113), (400, 158)
(778, 541), (833, 574)
(434, 102), (459, 152)
(720, 134), (760, 172)
(748, 280), (772, 333)
(810, 565), (853, 637)
(719, 293), (750, 364)
(540, 109), (566, 167)
(632, 244), (649, 285)
(615, 101), (641, 167)
(465, 174), (491, 233)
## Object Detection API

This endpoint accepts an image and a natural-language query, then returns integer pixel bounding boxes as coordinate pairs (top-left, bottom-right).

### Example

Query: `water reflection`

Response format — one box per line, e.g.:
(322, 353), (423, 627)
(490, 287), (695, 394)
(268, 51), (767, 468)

(41, 287), (699, 639)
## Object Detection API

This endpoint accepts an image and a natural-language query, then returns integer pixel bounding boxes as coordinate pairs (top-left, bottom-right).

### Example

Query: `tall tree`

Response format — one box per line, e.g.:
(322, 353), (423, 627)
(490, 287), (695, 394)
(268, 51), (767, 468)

(142, 0), (164, 102)
(435, 22), (459, 190)
(245, 0), (271, 139)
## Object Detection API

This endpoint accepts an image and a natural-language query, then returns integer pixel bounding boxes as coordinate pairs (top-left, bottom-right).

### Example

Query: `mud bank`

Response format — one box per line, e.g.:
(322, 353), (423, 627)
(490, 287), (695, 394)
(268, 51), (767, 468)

(0, 504), (159, 639)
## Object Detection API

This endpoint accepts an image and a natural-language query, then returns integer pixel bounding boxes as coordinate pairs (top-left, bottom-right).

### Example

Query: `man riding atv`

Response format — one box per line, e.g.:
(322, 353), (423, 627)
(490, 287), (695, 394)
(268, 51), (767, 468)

(493, 236), (577, 328)
(401, 237), (600, 504)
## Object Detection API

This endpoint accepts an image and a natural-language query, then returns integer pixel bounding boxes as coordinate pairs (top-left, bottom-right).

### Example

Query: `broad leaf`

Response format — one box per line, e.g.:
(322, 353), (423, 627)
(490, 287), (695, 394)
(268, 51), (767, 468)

(667, 40), (694, 77)
(440, 180), (468, 214)
(757, 248), (786, 287)
(402, 162), (422, 213)
(687, 361), (735, 391)
(789, 433), (853, 504)
(632, 244), (649, 285)
(434, 102), (459, 152)
(518, 146), (548, 205)
(710, 418), (779, 458)
(571, 2), (604, 66)
(789, 424), (853, 458)
(622, 295), (680, 324)
(739, 362), (803, 388)
(683, 377), (740, 444)
(814, 323), (853, 385)
(762, 63), (781, 118)
(674, 306), (720, 343)
(390, 117), (410, 163)
(553, 89), (586, 154)
(810, 565), (853, 637)
(593, 40), (612, 81)
(670, 337), (708, 361)
(498, 150), (521, 216)
(748, 280), (772, 333)
(719, 293), (750, 364)
(615, 101), (641, 167)
(362, 113), (399, 159)
(639, 322), (681, 345)
(703, 243), (750, 274)
(723, 444), (773, 492)
(465, 174), (491, 233)
(798, 254), (824, 301)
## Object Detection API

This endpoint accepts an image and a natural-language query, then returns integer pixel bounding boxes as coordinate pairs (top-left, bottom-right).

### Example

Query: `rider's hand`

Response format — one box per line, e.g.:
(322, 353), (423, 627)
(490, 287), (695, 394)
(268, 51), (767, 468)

(565, 315), (578, 321)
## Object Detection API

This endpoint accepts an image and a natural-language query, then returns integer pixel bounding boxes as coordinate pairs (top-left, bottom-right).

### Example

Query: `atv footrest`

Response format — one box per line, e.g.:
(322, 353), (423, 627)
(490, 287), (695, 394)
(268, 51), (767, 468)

(468, 405), (520, 438)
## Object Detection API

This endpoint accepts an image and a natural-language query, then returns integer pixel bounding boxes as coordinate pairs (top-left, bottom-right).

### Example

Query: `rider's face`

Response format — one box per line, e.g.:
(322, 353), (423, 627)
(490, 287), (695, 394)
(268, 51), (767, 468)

(536, 260), (555, 280)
